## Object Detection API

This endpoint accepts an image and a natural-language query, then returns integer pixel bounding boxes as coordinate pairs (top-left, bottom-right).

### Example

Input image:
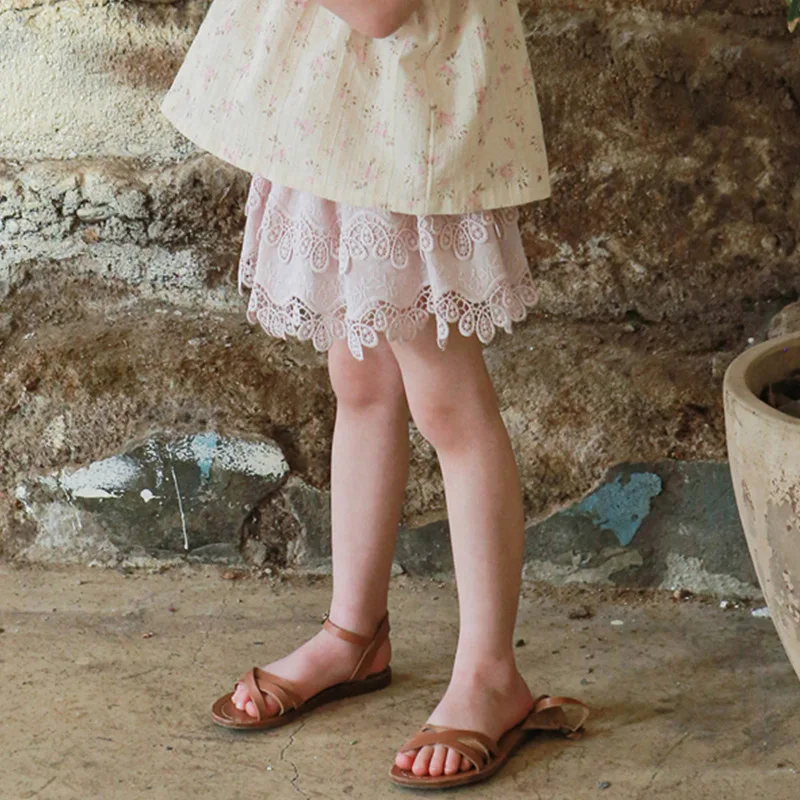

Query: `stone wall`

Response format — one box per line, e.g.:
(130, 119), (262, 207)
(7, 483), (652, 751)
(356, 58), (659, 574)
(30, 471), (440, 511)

(1, 0), (799, 596)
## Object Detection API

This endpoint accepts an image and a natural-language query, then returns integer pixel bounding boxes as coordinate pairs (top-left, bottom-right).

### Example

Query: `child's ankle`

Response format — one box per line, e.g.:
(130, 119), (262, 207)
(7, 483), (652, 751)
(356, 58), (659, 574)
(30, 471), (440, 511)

(450, 653), (521, 686)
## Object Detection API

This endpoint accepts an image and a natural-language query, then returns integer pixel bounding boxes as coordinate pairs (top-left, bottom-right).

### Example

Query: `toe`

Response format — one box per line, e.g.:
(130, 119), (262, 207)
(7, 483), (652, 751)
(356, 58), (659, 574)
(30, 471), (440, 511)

(444, 748), (462, 775)
(395, 750), (416, 771)
(460, 756), (474, 773)
(412, 746), (435, 777)
(244, 699), (259, 718)
(232, 686), (248, 710)
(428, 745), (447, 777)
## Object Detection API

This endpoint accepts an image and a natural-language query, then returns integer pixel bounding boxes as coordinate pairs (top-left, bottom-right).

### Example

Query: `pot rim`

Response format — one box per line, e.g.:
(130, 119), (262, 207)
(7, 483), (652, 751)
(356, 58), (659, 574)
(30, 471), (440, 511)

(723, 331), (800, 428)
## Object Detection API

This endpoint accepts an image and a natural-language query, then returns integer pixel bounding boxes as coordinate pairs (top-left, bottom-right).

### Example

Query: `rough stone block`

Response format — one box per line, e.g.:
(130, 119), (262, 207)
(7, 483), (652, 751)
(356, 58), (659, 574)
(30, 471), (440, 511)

(15, 432), (289, 565)
(524, 461), (760, 599)
(768, 301), (800, 339)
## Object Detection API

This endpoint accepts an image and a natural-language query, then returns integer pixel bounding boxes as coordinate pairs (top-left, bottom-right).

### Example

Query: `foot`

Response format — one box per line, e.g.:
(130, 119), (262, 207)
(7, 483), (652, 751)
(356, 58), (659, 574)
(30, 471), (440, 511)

(394, 662), (534, 777)
(231, 621), (391, 718)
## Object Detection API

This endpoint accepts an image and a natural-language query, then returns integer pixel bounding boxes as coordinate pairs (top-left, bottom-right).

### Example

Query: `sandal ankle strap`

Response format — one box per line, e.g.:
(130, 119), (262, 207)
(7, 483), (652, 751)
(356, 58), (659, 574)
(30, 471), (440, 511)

(321, 611), (391, 681)
(322, 616), (373, 647)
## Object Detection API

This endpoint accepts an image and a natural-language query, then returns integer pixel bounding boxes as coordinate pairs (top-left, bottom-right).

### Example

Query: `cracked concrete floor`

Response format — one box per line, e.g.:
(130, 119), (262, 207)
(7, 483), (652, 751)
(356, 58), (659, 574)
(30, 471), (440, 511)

(2, 564), (800, 800)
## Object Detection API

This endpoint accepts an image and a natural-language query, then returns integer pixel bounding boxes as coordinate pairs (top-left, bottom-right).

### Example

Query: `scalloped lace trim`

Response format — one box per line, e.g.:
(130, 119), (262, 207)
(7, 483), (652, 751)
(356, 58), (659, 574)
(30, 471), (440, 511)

(240, 273), (538, 361)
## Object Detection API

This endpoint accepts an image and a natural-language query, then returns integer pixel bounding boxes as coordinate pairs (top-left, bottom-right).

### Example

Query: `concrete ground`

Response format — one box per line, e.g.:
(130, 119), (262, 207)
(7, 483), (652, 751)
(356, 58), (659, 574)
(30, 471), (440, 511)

(2, 564), (799, 800)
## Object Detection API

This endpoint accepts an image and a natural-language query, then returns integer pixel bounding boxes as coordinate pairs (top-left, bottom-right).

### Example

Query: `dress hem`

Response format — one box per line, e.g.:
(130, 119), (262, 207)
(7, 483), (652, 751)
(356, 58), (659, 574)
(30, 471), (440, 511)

(160, 97), (553, 217)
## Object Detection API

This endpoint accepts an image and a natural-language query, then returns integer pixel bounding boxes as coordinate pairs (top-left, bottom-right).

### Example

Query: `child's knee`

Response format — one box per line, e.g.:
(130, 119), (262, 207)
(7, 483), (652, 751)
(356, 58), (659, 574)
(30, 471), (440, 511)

(328, 341), (406, 412)
(409, 396), (469, 451)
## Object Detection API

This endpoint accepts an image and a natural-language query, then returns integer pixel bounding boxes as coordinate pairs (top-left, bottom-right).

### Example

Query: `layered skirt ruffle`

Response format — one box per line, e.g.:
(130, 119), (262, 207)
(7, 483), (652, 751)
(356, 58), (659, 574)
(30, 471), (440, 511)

(238, 175), (539, 361)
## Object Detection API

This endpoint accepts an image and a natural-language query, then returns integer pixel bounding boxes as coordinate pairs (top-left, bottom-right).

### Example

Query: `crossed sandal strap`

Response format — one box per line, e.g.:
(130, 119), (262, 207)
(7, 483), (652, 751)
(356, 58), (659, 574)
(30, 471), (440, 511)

(237, 667), (305, 721)
(523, 695), (591, 739)
(398, 726), (499, 771)
(322, 610), (391, 682)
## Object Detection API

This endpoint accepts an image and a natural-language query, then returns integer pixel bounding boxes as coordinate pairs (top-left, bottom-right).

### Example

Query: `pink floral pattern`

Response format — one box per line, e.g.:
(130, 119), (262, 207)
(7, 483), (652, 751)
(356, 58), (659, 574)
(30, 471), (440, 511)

(238, 175), (538, 360)
(160, 0), (551, 215)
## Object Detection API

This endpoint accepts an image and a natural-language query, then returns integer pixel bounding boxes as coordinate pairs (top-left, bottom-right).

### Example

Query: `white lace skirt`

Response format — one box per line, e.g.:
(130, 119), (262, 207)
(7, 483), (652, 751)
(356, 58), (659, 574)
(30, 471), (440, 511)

(237, 175), (539, 361)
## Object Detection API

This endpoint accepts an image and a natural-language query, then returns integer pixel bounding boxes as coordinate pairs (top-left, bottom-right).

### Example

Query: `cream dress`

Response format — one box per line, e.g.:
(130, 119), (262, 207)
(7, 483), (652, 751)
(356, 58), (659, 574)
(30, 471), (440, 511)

(160, 0), (550, 359)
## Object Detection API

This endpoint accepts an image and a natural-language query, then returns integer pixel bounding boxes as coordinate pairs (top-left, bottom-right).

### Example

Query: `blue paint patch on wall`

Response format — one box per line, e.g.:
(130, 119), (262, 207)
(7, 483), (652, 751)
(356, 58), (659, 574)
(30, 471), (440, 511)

(567, 472), (663, 546)
(192, 431), (219, 482)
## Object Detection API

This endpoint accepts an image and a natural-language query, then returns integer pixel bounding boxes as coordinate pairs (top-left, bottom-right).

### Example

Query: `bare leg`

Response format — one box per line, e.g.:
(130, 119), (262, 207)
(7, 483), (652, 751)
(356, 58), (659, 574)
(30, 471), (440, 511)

(390, 319), (534, 777)
(234, 337), (409, 717)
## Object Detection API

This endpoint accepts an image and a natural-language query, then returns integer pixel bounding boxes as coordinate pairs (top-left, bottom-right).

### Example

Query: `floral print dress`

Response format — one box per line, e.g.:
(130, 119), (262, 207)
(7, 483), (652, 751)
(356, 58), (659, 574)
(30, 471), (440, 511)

(161, 0), (550, 359)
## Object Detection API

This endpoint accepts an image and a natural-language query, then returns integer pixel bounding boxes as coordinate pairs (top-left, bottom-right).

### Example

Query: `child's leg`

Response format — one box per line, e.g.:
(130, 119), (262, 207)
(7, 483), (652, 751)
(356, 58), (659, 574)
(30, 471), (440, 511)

(233, 337), (409, 718)
(389, 320), (534, 777)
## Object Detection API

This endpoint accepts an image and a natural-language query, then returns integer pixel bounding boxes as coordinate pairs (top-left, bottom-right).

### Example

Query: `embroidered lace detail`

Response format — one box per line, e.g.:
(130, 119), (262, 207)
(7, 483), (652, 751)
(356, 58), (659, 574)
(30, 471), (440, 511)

(261, 205), (341, 273)
(238, 176), (538, 360)
(339, 212), (420, 273)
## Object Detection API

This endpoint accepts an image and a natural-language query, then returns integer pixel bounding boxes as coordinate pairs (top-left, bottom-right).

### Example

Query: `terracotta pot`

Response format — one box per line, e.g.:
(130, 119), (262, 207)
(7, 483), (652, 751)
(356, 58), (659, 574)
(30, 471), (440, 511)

(724, 332), (800, 682)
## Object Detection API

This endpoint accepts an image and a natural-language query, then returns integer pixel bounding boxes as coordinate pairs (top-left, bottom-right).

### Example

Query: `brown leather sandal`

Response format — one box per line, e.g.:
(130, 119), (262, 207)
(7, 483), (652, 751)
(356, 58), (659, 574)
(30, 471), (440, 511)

(211, 611), (392, 730)
(389, 694), (589, 790)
